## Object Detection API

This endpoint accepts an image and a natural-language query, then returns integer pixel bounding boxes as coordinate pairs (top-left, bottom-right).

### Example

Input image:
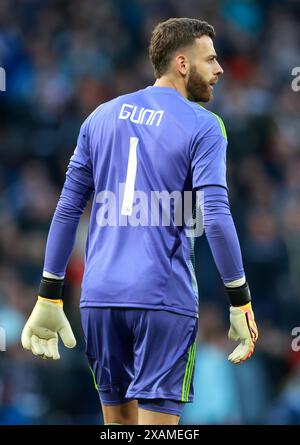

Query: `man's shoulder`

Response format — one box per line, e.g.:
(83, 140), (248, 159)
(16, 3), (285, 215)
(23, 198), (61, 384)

(189, 102), (227, 140)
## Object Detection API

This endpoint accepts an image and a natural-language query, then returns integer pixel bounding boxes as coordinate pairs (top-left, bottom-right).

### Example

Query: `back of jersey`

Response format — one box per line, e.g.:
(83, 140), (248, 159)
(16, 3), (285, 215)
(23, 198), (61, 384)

(72, 85), (227, 318)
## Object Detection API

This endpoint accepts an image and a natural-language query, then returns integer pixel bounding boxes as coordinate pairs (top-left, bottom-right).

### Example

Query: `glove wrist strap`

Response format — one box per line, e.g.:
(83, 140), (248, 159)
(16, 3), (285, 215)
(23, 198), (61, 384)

(38, 276), (64, 300)
(225, 282), (251, 307)
(38, 296), (63, 307)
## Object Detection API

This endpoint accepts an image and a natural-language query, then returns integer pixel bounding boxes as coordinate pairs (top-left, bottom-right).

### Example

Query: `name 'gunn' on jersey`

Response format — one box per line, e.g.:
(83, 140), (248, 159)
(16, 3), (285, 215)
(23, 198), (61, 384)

(118, 103), (165, 127)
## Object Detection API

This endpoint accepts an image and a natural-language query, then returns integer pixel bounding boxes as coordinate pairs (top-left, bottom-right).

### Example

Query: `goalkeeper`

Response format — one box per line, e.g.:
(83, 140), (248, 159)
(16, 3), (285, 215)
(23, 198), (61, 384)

(21, 17), (258, 425)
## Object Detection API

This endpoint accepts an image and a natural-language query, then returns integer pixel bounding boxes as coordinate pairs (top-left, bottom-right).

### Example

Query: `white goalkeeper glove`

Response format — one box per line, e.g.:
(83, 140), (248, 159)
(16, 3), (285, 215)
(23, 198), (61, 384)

(21, 297), (76, 360)
(228, 302), (258, 364)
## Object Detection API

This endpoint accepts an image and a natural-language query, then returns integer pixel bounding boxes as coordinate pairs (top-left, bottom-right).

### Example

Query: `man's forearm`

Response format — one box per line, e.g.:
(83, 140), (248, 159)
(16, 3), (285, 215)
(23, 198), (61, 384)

(43, 165), (94, 278)
(205, 212), (245, 284)
(200, 185), (246, 288)
(43, 217), (79, 277)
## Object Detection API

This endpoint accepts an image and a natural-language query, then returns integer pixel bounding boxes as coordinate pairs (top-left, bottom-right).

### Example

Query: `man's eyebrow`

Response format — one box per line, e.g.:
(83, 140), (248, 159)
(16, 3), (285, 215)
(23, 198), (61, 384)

(207, 53), (218, 59)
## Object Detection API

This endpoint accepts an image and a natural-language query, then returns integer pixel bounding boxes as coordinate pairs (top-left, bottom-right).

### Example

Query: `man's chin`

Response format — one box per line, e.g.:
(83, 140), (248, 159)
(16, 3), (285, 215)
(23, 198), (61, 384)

(198, 95), (211, 102)
(193, 94), (212, 103)
(188, 90), (212, 103)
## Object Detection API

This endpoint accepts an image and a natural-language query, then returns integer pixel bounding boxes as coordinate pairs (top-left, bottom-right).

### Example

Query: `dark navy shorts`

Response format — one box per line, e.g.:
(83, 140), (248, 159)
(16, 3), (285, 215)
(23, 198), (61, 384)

(80, 307), (198, 417)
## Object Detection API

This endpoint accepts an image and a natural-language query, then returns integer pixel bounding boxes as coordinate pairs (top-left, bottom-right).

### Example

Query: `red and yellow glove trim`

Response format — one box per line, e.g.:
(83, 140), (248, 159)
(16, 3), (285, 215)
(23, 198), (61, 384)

(239, 302), (258, 343)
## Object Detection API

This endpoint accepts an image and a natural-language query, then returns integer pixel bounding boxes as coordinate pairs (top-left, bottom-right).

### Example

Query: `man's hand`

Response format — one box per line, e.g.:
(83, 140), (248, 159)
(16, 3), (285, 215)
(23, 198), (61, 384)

(21, 297), (76, 360)
(228, 302), (258, 364)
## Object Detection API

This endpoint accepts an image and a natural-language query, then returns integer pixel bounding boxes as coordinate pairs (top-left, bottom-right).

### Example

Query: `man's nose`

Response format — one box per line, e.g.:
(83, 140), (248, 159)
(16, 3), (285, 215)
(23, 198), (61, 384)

(215, 62), (224, 76)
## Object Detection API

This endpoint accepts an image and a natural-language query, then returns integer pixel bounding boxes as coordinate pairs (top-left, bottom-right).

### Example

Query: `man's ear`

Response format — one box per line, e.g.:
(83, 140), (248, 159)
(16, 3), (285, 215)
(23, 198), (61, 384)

(175, 54), (189, 77)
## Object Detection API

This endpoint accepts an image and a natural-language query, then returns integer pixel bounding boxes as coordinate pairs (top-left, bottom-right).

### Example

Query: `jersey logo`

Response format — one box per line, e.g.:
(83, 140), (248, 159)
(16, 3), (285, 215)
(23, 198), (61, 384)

(118, 103), (164, 127)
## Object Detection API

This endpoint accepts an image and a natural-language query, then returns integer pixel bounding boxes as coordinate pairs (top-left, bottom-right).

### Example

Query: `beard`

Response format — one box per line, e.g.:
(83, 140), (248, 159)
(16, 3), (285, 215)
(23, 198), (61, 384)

(186, 64), (212, 102)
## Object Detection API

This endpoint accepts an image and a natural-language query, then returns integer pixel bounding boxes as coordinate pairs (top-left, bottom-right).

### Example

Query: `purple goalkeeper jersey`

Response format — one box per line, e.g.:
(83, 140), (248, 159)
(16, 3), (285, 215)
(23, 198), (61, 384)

(45, 86), (230, 318)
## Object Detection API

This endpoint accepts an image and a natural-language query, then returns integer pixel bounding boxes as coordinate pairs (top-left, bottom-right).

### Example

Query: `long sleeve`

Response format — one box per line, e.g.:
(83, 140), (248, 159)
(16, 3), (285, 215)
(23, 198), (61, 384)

(198, 185), (245, 284)
(43, 118), (94, 277)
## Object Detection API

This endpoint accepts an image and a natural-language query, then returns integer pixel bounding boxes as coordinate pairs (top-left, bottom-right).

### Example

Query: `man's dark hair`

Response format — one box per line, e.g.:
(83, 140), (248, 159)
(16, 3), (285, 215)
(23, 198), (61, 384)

(149, 18), (215, 78)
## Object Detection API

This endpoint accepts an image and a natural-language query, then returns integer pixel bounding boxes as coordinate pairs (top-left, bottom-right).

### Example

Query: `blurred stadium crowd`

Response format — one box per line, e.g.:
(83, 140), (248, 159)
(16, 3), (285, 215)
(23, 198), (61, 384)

(0, 0), (300, 424)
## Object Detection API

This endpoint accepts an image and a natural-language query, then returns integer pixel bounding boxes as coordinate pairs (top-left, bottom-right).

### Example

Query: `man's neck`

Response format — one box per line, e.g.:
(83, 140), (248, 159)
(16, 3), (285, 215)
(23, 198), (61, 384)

(153, 77), (188, 99)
